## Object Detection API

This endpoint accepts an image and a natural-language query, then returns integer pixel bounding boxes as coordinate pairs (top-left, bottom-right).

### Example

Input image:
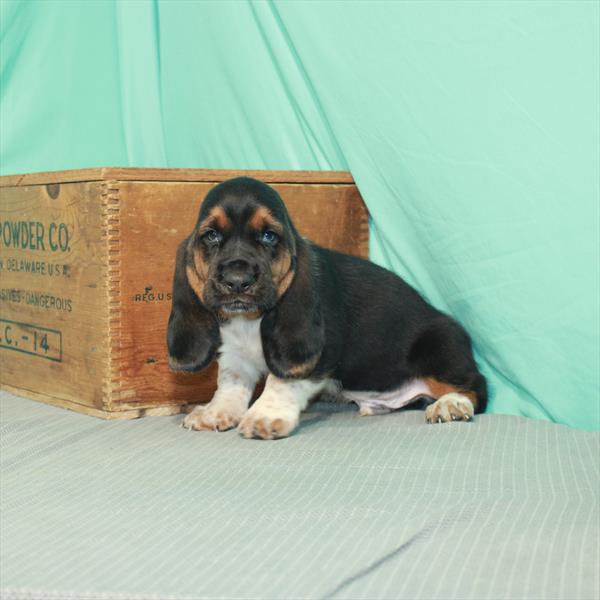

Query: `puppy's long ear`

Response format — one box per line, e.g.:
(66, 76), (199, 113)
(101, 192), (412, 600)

(167, 237), (220, 372)
(261, 241), (325, 379)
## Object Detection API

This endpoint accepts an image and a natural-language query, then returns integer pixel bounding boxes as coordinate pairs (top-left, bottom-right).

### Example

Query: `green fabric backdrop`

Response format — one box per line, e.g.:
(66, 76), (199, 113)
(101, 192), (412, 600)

(1, 0), (598, 429)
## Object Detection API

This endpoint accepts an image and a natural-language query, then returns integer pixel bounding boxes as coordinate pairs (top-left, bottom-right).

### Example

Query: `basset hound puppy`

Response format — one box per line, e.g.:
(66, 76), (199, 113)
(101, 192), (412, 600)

(167, 177), (487, 439)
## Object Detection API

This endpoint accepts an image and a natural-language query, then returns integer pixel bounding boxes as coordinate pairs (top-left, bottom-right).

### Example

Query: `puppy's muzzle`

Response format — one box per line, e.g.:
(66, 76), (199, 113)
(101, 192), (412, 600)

(218, 259), (259, 294)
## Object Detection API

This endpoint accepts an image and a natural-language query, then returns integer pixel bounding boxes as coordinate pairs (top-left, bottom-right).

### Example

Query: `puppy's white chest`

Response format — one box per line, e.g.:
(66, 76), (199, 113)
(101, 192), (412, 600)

(218, 317), (267, 374)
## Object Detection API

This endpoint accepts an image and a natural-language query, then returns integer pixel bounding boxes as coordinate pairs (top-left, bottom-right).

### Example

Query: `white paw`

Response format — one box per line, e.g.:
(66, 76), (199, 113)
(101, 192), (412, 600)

(425, 393), (474, 424)
(182, 402), (244, 432)
(237, 400), (299, 440)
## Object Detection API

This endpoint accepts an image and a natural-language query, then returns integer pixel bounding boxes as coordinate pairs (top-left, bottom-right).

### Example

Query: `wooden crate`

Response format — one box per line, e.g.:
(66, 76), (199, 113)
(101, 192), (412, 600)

(0, 168), (368, 419)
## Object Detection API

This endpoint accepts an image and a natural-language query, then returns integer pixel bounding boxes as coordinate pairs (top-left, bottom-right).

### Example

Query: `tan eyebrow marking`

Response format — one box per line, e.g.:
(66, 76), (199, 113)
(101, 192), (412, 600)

(249, 206), (284, 234)
(198, 206), (231, 234)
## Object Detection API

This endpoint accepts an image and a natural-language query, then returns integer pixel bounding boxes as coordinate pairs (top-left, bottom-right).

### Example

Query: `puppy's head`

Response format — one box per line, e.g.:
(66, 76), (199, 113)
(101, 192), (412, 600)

(186, 177), (297, 320)
(167, 177), (325, 376)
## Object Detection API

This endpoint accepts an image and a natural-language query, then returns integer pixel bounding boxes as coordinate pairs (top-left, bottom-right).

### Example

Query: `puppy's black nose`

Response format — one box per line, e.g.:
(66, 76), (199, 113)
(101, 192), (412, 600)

(220, 260), (257, 293)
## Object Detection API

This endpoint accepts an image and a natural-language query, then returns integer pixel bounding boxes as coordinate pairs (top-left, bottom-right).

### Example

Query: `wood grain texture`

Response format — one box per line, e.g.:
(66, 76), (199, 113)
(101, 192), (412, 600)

(0, 182), (110, 410)
(0, 168), (355, 187)
(115, 181), (369, 410)
(0, 383), (184, 419)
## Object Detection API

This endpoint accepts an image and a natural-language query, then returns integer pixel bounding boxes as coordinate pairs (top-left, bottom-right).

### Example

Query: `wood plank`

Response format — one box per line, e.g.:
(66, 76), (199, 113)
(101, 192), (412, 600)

(1, 383), (185, 420)
(0, 167), (355, 187)
(0, 181), (110, 410)
(102, 168), (355, 184)
(0, 168), (107, 187)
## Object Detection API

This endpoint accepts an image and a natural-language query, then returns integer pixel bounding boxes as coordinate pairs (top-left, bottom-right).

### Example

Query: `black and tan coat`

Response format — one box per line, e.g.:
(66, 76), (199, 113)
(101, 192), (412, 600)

(167, 177), (487, 439)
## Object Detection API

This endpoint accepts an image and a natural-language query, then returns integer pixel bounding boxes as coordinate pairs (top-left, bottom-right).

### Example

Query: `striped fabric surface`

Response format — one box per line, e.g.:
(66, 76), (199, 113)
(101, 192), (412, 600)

(1, 391), (598, 600)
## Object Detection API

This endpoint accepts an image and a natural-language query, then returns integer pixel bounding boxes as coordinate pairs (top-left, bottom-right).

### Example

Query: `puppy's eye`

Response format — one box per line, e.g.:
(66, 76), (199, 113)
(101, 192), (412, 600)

(260, 230), (279, 245)
(203, 229), (222, 244)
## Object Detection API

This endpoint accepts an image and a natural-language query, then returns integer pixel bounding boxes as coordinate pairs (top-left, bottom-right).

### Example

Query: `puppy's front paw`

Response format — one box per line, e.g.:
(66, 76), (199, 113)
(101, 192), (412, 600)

(182, 403), (243, 432)
(425, 393), (474, 424)
(237, 402), (298, 440)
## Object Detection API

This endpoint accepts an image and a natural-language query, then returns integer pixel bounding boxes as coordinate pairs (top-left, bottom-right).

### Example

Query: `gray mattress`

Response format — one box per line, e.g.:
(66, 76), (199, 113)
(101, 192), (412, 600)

(1, 391), (598, 600)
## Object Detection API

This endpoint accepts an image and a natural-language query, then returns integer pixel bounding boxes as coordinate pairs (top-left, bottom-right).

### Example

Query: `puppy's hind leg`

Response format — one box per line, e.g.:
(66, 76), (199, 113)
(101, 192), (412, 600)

(423, 389), (475, 424)
(408, 318), (488, 424)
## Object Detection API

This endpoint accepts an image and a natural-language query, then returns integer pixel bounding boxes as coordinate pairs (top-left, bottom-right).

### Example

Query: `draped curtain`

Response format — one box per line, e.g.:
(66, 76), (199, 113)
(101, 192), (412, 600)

(1, 0), (598, 429)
